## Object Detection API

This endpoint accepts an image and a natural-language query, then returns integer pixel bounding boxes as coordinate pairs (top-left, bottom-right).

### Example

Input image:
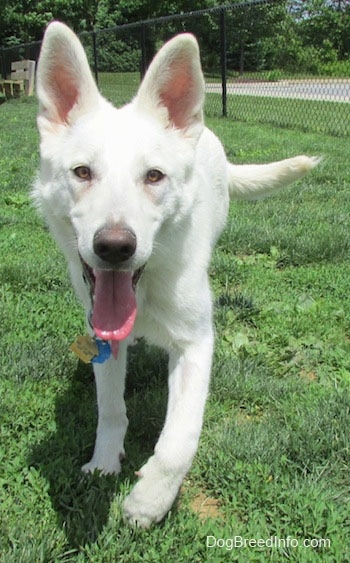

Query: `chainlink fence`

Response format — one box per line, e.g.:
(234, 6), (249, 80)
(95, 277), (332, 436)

(1, 0), (349, 136)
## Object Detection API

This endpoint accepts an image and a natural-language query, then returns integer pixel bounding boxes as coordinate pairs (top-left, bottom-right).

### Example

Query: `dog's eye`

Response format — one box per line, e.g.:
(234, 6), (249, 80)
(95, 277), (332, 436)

(146, 169), (165, 184)
(73, 166), (92, 181)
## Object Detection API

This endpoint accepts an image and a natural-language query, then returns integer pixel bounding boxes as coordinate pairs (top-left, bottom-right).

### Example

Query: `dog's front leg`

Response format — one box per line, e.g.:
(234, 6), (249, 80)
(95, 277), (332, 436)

(82, 341), (128, 475)
(123, 332), (213, 527)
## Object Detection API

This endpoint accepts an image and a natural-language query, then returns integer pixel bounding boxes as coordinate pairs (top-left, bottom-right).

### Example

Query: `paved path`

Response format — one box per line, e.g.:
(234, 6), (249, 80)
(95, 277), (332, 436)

(206, 79), (350, 103)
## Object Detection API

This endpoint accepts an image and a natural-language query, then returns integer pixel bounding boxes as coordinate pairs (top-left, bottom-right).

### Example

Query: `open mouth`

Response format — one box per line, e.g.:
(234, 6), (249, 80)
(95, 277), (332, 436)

(81, 258), (144, 357)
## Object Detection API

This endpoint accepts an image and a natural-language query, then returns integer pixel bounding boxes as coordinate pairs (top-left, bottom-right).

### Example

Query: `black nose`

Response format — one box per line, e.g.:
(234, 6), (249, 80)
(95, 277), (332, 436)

(93, 226), (137, 265)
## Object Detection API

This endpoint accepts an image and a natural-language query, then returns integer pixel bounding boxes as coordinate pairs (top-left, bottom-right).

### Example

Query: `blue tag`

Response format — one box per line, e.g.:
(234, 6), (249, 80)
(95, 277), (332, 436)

(91, 339), (112, 363)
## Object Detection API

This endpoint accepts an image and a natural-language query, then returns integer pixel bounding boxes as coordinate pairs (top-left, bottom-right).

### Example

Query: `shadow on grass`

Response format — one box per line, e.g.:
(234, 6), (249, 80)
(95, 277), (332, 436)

(29, 341), (168, 548)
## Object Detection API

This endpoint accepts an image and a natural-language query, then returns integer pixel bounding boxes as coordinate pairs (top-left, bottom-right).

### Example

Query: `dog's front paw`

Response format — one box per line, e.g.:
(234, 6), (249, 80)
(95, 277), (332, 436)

(82, 449), (125, 476)
(81, 458), (120, 476)
(123, 455), (183, 528)
(82, 425), (126, 476)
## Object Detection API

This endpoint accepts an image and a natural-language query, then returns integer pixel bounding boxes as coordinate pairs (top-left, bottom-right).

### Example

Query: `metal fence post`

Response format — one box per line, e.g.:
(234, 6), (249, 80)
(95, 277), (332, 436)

(92, 31), (99, 86)
(0, 47), (6, 80)
(140, 24), (147, 78)
(220, 8), (227, 118)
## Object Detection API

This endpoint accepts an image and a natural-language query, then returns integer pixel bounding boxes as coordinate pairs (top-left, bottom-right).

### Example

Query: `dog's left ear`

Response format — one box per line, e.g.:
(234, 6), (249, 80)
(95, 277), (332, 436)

(135, 34), (205, 139)
(36, 21), (99, 132)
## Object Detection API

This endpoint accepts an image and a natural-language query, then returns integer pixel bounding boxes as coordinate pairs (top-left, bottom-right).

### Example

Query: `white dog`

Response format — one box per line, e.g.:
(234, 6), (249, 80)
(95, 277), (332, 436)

(33, 22), (318, 527)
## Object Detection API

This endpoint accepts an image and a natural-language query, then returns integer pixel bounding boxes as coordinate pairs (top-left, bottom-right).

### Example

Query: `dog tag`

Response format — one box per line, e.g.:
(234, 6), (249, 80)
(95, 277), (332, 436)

(70, 335), (98, 364)
(91, 339), (112, 363)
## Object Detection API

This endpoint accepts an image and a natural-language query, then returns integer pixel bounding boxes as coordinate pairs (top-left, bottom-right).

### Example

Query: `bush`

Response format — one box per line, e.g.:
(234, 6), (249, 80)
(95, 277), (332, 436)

(266, 69), (283, 82)
(96, 35), (140, 73)
(318, 60), (350, 78)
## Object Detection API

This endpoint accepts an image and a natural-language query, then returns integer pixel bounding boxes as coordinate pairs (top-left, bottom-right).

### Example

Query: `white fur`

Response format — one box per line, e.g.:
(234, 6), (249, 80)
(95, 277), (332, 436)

(33, 22), (318, 528)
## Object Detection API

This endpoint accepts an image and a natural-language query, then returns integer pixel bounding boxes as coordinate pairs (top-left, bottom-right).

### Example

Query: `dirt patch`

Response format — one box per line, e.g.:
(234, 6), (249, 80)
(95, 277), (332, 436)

(189, 491), (224, 521)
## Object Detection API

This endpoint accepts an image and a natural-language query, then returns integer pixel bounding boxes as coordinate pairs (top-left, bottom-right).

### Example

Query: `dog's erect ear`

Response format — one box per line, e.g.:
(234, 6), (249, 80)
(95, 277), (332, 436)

(135, 34), (205, 137)
(36, 21), (99, 130)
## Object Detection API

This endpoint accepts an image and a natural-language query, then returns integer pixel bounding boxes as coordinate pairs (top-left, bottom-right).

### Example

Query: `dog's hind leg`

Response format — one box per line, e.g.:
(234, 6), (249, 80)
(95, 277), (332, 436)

(123, 331), (213, 527)
(82, 341), (128, 476)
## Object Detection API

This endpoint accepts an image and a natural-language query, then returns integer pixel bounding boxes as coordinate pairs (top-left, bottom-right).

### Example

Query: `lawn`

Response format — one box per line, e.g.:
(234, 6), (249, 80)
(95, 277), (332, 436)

(223, 95), (350, 137)
(0, 96), (349, 562)
(96, 72), (350, 137)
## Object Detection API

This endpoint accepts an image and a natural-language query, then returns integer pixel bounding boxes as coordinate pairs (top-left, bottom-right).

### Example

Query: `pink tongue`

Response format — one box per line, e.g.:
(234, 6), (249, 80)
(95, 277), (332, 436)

(92, 270), (137, 355)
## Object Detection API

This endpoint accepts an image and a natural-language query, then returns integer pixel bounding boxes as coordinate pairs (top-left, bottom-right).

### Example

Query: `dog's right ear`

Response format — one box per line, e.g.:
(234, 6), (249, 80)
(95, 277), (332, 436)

(135, 34), (205, 140)
(36, 21), (99, 132)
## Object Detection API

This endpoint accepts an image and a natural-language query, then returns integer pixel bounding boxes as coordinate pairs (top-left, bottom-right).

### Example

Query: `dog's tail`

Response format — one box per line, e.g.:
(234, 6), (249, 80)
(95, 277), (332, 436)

(227, 155), (320, 201)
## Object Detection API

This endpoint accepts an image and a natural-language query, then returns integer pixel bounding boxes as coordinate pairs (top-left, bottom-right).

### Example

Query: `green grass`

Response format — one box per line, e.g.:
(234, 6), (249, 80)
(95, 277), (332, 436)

(206, 58), (350, 81)
(207, 93), (350, 137)
(0, 97), (350, 562)
(96, 71), (350, 137)
(98, 72), (140, 107)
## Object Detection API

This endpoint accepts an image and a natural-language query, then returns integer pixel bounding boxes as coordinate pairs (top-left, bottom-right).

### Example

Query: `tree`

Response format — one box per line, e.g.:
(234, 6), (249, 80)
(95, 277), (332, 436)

(0, 0), (102, 44)
(292, 0), (350, 60)
(0, 0), (218, 45)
